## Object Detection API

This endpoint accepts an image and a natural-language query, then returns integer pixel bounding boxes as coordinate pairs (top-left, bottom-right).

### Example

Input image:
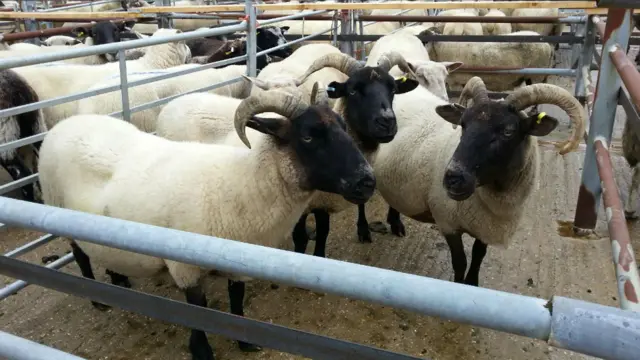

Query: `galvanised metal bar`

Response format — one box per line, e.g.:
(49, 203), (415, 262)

(0, 252), (74, 300)
(245, 0), (257, 77)
(0, 21), (249, 70)
(592, 137), (640, 311)
(455, 68), (575, 76)
(0, 20), (146, 42)
(357, 14), (588, 23)
(0, 197), (553, 340)
(609, 44), (640, 113)
(282, 33), (585, 44)
(256, 9), (330, 25)
(4, 234), (57, 258)
(573, 12), (633, 232)
(574, 15), (596, 98)
(0, 330), (87, 360)
(117, 49), (131, 122)
(0, 173), (38, 195)
(0, 256), (425, 360)
(596, 0), (640, 8)
(3, 199), (640, 359)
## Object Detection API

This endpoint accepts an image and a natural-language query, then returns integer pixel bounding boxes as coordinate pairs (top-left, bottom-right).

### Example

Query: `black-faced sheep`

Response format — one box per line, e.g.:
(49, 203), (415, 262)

(363, 76), (585, 287)
(38, 89), (375, 360)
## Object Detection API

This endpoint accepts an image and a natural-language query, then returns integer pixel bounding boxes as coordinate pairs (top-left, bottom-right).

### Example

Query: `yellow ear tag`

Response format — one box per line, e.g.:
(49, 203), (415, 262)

(225, 51), (232, 55)
(536, 112), (546, 124)
(77, 31), (84, 37)
(398, 76), (407, 83)
(256, 31), (260, 35)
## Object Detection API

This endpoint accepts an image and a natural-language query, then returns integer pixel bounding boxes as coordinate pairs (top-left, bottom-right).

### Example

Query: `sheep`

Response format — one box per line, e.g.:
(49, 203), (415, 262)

(0, 69), (46, 203)
(7, 28), (191, 130)
(38, 89), (376, 360)
(433, 9), (482, 35)
(76, 64), (250, 132)
(360, 76), (585, 286)
(0, 21), (141, 65)
(157, 52), (420, 258)
(622, 113), (640, 219)
(361, 7), (429, 55)
(187, 25), (293, 60)
(365, 32), (463, 101)
(128, 0), (221, 34)
(420, 28), (554, 93)
(510, 8), (563, 38)
(246, 43), (347, 108)
(482, 9), (512, 35)
(188, 37), (274, 71)
(42, 35), (82, 46)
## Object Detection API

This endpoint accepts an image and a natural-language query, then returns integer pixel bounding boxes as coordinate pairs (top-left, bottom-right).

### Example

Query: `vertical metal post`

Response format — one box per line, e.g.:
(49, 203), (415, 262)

(159, 0), (172, 29)
(339, 9), (351, 55)
(574, 16), (596, 99)
(118, 49), (131, 122)
(332, 12), (339, 47)
(358, 13), (364, 60)
(245, 0), (257, 77)
(573, 11), (633, 232)
(21, 0), (39, 45)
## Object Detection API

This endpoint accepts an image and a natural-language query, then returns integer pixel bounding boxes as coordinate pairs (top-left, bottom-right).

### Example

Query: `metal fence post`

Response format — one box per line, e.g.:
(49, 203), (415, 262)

(245, 0), (257, 77)
(159, 0), (172, 29)
(21, 0), (39, 45)
(339, 9), (352, 55)
(574, 15), (596, 99)
(573, 11), (633, 232)
(118, 49), (131, 122)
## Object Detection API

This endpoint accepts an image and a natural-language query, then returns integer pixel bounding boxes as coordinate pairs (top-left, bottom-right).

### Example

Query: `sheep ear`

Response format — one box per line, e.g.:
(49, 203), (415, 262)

(526, 112), (558, 137)
(326, 81), (347, 99)
(435, 104), (465, 125)
(395, 76), (419, 94)
(442, 61), (463, 73)
(246, 116), (291, 142)
(72, 26), (91, 39)
(280, 26), (290, 33)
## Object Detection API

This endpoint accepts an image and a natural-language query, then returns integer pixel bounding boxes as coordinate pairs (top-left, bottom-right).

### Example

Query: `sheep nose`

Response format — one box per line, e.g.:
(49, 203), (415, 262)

(444, 171), (465, 189)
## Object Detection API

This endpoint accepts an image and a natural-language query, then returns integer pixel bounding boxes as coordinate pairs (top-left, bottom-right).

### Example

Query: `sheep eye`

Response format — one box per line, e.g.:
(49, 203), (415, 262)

(302, 136), (312, 143)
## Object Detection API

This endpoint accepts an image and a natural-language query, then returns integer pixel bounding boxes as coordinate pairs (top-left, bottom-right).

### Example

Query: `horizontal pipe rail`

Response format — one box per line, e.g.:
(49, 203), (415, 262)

(4, 234), (58, 258)
(0, 19), (134, 42)
(2, 198), (640, 359)
(280, 33), (585, 44)
(0, 256), (424, 360)
(0, 252), (74, 300)
(0, 174), (38, 195)
(593, 138), (640, 311)
(0, 330), (86, 360)
(609, 45), (640, 113)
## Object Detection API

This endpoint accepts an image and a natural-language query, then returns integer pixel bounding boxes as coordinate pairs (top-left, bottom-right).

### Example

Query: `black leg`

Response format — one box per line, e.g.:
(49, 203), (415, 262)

(1, 157), (37, 203)
(106, 269), (131, 288)
(312, 210), (330, 257)
(185, 285), (215, 360)
(386, 207), (406, 237)
(70, 242), (110, 311)
(464, 239), (488, 287)
(443, 233), (467, 283)
(228, 280), (262, 352)
(357, 203), (373, 243)
(292, 213), (309, 254)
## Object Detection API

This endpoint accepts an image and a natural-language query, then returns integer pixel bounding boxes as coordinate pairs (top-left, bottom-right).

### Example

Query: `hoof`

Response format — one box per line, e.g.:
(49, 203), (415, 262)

(238, 341), (262, 352)
(389, 222), (406, 237)
(368, 221), (389, 234)
(625, 211), (639, 220)
(190, 343), (215, 360)
(358, 231), (372, 243)
(116, 278), (132, 288)
(91, 301), (111, 311)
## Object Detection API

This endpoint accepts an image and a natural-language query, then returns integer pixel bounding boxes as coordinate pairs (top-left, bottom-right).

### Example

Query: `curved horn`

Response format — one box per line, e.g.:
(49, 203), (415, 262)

(458, 76), (490, 107)
(503, 84), (586, 154)
(296, 53), (363, 85)
(234, 91), (308, 149)
(241, 74), (272, 90)
(310, 81), (329, 106)
(376, 51), (417, 78)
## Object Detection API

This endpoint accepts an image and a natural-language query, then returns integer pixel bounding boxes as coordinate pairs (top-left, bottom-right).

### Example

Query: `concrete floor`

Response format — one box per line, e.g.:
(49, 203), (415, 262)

(1, 45), (639, 360)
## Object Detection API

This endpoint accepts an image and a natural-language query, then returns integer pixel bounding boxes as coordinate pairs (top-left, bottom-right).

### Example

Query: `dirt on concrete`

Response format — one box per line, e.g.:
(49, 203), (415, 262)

(1, 45), (639, 360)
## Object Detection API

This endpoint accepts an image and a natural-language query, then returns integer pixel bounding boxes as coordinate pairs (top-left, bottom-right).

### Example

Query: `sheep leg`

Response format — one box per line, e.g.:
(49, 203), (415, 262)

(386, 207), (406, 237)
(625, 165), (640, 219)
(105, 269), (132, 288)
(443, 233), (467, 283)
(312, 209), (330, 257)
(228, 280), (262, 352)
(69, 242), (111, 311)
(292, 213), (310, 254)
(185, 285), (216, 360)
(1, 156), (38, 203)
(464, 239), (488, 287)
(357, 203), (374, 243)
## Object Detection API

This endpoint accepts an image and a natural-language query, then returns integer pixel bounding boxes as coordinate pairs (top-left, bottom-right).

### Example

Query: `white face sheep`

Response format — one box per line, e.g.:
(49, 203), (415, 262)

(8, 28), (191, 129)
(363, 76), (586, 287)
(38, 89), (375, 360)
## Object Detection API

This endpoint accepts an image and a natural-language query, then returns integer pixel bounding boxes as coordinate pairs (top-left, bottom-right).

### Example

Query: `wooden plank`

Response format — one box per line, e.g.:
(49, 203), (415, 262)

(0, 11), (143, 19)
(140, 1), (598, 13)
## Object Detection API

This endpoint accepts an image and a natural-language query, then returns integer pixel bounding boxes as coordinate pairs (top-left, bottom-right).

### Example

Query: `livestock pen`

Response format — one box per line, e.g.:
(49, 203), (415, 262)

(1, 1), (640, 359)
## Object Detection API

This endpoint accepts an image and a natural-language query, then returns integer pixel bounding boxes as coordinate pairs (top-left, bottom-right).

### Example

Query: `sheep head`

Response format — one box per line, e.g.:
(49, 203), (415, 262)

(295, 52), (419, 147)
(233, 88), (376, 204)
(434, 76), (586, 201)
